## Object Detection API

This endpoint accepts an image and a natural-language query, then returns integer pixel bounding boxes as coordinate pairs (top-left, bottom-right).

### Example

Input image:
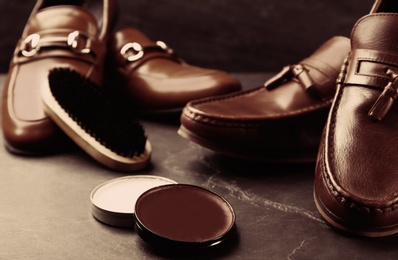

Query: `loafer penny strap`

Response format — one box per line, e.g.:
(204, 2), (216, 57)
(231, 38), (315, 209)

(344, 49), (398, 120)
(118, 41), (182, 72)
(14, 29), (99, 64)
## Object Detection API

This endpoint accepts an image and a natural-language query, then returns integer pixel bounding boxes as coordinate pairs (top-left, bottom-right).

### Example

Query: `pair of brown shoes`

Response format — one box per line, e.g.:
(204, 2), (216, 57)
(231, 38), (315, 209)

(179, 0), (398, 237)
(1, 0), (241, 166)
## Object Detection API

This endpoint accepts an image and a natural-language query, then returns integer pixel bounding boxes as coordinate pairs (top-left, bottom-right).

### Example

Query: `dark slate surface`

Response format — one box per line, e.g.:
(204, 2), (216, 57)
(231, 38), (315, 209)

(1, 74), (398, 260)
(0, 0), (372, 72)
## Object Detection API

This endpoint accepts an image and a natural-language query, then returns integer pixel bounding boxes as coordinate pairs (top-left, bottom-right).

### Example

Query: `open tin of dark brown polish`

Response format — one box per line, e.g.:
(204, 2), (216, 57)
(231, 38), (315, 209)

(134, 184), (237, 251)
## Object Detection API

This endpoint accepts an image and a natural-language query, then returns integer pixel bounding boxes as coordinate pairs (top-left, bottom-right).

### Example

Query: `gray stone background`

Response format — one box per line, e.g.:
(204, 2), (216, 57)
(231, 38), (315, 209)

(0, 0), (372, 72)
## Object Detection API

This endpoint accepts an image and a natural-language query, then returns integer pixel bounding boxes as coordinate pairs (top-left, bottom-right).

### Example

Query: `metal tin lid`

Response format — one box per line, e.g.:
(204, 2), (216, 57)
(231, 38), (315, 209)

(134, 184), (236, 251)
(90, 175), (177, 228)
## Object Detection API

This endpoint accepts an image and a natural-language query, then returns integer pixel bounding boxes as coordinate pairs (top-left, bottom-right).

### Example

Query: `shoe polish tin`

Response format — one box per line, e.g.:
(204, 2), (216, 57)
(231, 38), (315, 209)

(90, 175), (177, 228)
(134, 184), (236, 251)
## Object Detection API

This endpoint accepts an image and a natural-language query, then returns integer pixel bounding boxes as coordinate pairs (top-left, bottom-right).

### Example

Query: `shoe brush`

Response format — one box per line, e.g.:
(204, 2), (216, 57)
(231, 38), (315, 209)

(41, 68), (151, 171)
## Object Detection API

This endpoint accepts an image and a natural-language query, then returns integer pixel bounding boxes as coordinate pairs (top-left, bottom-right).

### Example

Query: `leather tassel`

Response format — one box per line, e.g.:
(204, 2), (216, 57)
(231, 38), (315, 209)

(264, 65), (292, 90)
(368, 69), (398, 121)
(264, 64), (320, 98)
(368, 91), (396, 121)
(291, 64), (319, 97)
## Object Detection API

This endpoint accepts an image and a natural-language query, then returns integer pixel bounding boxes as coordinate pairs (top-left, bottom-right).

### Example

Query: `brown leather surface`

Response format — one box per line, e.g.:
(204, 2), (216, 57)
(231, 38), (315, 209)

(107, 28), (242, 112)
(179, 36), (350, 162)
(315, 10), (398, 236)
(1, 0), (115, 154)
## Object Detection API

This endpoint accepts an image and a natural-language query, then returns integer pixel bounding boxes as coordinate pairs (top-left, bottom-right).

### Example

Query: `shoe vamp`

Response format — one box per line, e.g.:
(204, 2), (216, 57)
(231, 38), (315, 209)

(135, 60), (218, 79)
(12, 58), (95, 121)
(330, 86), (398, 205)
(26, 6), (98, 36)
(194, 81), (327, 119)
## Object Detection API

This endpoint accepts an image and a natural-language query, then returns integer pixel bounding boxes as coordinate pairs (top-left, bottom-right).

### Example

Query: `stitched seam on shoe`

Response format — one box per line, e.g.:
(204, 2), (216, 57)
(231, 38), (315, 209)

(350, 13), (398, 40)
(190, 67), (337, 108)
(323, 56), (398, 215)
(190, 87), (263, 107)
(321, 146), (398, 215)
(184, 101), (331, 127)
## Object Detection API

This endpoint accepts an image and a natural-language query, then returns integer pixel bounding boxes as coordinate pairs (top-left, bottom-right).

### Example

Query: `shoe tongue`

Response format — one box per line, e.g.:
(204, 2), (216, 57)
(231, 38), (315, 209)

(351, 13), (398, 53)
(25, 6), (98, 37)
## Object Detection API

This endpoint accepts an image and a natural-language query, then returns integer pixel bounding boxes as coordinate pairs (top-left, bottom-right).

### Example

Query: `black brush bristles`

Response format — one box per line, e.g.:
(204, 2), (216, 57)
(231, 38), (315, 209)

(40, 0), (86, 9)
(47, 68), (147, 158)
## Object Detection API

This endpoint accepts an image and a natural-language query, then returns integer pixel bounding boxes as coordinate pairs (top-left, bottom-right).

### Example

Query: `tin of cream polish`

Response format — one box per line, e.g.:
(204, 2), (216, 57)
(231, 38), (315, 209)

(90, 176), (236, 250)
(90, 175), (177, 228)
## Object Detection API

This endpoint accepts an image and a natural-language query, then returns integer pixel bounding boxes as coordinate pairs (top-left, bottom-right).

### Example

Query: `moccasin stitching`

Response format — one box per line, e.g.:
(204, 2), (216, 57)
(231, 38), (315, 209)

(184, 100), (332, 127)
(189, 67), (337, 116)
(323, 55), (398, 215)
(190, 86), (263, 106)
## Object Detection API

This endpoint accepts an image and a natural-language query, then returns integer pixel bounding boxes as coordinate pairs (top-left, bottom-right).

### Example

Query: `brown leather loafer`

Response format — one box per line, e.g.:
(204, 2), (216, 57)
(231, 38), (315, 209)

(1, 0), (116, 154)
(314, 0), (398, 237)
(178, 36), (350, 162)
(106, 28), (242, 113)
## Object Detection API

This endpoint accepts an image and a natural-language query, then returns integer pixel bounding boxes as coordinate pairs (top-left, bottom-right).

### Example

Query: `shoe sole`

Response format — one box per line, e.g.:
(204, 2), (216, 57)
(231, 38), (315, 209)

(314, 190), (398, 237)
(41, 82), (152, 171)
(178, 125), (316, 163)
